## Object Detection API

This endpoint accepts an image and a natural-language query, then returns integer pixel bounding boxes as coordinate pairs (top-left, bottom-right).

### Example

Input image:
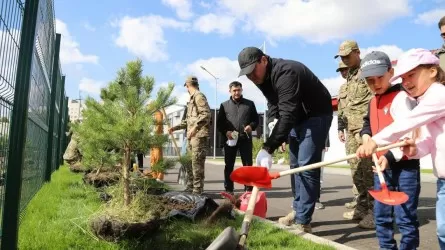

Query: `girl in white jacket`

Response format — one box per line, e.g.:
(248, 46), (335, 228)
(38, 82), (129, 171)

(357, 48), (445, 249)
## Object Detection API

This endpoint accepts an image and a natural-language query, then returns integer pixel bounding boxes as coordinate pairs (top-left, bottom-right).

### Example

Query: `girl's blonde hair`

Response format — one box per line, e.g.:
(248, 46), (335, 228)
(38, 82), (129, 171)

(420, 64), (445, 84)
(436, 65), (445, 84)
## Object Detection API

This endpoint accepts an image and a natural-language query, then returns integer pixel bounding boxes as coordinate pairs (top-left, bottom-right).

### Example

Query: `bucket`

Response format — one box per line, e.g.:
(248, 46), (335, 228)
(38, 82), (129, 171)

(239, 191), (267, 218)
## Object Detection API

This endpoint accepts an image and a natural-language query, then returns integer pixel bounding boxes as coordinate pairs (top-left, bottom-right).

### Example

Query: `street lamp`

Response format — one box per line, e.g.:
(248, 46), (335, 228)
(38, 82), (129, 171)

(200, 65), (218, 159)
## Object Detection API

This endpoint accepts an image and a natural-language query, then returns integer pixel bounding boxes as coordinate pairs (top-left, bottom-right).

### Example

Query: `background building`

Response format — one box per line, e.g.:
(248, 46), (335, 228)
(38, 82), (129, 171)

(67, 99), (86, 122)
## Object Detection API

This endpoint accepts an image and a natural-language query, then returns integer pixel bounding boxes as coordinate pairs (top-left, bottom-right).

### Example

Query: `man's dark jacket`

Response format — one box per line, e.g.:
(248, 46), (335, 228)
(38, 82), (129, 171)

(217, 96), (259, 140)
(257, 57), (333, 153)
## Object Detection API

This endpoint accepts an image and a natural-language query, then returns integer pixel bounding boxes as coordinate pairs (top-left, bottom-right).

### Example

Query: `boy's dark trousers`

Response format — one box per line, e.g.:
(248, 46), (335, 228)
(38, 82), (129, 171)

(374, 167), (420, 250)
(223, 137), (253, 192)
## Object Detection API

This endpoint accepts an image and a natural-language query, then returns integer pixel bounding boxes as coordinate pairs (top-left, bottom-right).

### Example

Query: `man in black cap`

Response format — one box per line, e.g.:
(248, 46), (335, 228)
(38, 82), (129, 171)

(237, 47), (333, 233)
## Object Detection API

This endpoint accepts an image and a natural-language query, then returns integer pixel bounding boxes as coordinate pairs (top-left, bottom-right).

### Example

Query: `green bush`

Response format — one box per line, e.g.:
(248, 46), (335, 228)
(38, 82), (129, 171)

(150, 158), (177, 173)
(252, 137), (290, 165)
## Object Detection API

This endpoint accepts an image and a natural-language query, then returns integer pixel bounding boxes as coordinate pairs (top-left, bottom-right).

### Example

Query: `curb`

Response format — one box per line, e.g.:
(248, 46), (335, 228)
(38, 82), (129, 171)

(234, 209), (357, 250)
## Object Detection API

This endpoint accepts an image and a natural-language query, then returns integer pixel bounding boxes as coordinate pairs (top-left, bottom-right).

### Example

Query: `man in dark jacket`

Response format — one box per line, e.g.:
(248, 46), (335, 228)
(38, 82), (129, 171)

(237, 47), (333, 233)
(217, 81), (259, 194)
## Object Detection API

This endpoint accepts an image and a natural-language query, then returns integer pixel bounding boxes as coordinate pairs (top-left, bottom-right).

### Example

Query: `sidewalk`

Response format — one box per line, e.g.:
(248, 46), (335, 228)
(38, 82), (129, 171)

(161, 160), (440, 250)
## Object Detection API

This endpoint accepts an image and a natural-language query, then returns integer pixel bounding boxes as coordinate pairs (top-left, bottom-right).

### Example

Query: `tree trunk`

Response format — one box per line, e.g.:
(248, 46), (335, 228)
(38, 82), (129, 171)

(123, 147), (131, 206)
(95, 158), (103, 176)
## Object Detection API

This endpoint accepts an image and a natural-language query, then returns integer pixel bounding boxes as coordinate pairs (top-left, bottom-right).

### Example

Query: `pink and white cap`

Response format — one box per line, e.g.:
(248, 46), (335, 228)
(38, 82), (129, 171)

(390, 48), (440, 83)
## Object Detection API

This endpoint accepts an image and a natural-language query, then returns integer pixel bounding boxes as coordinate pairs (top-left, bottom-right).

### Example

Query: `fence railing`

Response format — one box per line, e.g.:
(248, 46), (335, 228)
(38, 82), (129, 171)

(0, 0), (69, 249)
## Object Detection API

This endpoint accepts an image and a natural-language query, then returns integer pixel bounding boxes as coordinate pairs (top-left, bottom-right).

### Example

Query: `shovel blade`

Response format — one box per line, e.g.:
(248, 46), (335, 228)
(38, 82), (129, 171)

(230, 166), (272, 188)
(206, 226), (240, 250)
(368, 190), (409, 206)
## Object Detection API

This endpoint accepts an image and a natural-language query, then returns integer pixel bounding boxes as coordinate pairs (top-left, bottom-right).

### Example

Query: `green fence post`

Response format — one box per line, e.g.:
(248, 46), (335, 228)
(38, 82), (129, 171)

(55, 76), (65, 170)
(44, 33), (61, 181)
(1, 0), (40, 249)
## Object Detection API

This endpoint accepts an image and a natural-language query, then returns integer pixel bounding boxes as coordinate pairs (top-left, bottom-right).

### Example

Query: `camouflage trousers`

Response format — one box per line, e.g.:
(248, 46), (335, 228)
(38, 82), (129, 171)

(345, 133), (360, 198)
(346, 130), (374, 212)
(63, 137), (82, 165)
(186, 136), (208, 193)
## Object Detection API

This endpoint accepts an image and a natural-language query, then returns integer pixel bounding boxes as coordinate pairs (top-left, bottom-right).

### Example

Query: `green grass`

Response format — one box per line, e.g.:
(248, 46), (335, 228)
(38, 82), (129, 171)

(18, 165), (334, 250)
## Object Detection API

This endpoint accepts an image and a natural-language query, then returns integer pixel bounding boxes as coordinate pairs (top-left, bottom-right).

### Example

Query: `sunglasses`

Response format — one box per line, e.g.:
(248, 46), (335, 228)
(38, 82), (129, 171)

(441, 32), (445, 38)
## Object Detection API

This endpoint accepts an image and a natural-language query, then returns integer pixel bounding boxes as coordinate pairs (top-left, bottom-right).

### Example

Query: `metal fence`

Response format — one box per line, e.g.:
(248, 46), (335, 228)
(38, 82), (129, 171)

(0, 0), (69, 248)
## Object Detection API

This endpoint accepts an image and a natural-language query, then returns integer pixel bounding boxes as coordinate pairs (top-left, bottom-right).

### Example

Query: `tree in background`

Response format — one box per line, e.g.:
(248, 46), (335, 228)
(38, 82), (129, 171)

(73, 59), (175, 206)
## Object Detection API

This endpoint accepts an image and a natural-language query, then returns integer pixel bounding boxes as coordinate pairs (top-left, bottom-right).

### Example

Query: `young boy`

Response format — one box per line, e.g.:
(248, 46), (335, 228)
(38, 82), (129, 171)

(359, 51), (421, 250)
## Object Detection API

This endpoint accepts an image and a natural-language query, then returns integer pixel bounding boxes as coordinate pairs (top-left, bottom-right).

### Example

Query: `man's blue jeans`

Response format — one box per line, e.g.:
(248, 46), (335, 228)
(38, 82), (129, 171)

(374, 167), (420, 250)
(290, 115), (332, 225)
(437, 178), (445, 250)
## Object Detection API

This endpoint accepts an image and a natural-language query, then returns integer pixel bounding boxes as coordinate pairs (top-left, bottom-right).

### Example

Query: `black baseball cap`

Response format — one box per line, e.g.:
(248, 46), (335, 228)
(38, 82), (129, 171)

(238, 47), (265, 77)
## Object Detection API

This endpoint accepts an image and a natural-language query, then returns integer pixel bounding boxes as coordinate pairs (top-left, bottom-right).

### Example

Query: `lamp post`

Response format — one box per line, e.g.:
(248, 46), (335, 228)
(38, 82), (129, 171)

(200, 65), (218, 159)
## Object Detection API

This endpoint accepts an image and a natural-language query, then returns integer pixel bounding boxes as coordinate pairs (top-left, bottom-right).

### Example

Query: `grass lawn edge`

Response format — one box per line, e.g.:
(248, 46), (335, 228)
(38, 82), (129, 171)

(234, 209), (357, 250)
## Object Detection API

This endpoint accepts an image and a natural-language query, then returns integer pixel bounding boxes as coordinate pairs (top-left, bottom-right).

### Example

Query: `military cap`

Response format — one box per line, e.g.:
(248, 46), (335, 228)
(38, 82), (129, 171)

(334, 40), (359, 58)
(184, 75), (199, 86)
(336, 61), (348, 72)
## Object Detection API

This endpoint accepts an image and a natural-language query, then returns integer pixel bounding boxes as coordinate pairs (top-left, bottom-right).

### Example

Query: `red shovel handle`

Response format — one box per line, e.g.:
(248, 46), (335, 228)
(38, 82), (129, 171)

(370, 153), (409, 205)
(372, 153), (387, 186)
(269, 172), (280, 179)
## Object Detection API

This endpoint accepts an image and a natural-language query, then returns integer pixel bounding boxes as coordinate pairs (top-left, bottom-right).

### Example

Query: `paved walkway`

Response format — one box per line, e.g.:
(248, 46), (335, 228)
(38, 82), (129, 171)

(159, 159), (440, 250)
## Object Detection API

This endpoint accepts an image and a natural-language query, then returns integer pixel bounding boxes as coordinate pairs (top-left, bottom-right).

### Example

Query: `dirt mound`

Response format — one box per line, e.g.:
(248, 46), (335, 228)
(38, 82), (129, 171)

(83, 171), (120, 188)
(91, 195), (197, 241)
(90, 215), (162, 242)
(69, 163), (89, 173)
(154, 195), (196, 218)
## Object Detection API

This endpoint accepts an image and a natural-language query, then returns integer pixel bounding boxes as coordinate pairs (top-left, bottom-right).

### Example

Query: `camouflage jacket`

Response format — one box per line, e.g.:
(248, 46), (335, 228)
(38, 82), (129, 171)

(173, 90), (211, 138)
(434, 44), (445, 71)
(337, 82), (348, 131)
(343, 67), (373, 134)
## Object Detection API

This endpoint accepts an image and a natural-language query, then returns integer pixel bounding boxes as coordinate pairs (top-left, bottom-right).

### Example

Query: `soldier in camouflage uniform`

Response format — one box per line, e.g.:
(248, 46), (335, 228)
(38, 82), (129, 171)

(336, 61), (359, 210)
(435, 16), (445, 70)
(335, 40), (375, 229)
(169, 76), (211, 194)
(63, 126), (82, 165)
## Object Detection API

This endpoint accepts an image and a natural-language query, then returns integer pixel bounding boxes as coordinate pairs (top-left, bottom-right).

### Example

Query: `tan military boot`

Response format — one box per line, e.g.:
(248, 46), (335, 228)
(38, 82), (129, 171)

(345, 201), (357, 209)
(358, 212), (375, 229)
(295, 223), (312, 233)
(343, 209), (367, 220)
(278, 211), (296, 226)
(344, 196), (358, 209)
(193, 189), (203, 195)
(183, 184), (193, 193)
